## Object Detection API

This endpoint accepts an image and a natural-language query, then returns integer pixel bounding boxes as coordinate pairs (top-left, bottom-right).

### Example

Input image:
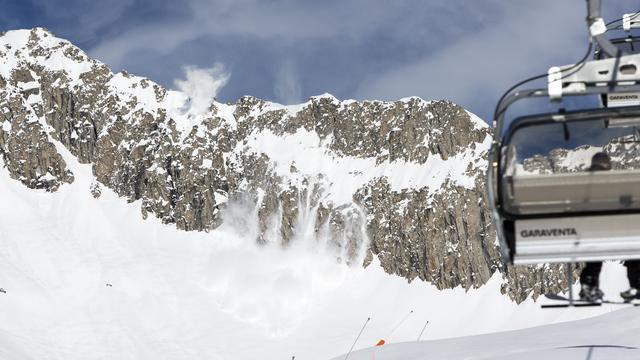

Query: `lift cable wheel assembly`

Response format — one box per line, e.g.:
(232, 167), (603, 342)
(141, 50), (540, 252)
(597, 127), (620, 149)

(487, 0), (640, 276)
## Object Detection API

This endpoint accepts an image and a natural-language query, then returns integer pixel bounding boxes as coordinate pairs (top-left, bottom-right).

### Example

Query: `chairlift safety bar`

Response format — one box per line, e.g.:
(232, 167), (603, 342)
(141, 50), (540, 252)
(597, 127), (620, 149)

(547, 53), (640, 102)
(494, 53), (640, 137)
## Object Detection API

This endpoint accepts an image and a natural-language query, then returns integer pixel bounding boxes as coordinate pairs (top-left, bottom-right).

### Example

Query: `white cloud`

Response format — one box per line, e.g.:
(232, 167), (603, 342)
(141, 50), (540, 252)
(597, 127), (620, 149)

(356, 0), (587, 119)
(38, 0), (136, 42)
(355, 0), (637, 120)
(88, 0), (484, 70)
(89, 21), (204, 69)
(174, 63), (231, 114)
(274, 60), (301, 104)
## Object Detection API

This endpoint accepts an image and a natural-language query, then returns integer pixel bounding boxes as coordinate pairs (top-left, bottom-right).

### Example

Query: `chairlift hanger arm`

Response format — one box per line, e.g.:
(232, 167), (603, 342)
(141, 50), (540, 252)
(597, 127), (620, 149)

(493, 0), (637, 134)
(588, 0), (626, 58)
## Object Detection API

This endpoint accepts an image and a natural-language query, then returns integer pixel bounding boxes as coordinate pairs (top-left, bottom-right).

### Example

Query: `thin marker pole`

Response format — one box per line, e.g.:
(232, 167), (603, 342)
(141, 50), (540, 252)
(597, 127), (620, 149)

(345, 317), (371, 360)
(388, 310), (413, 337)
(417, 321), (429, 341)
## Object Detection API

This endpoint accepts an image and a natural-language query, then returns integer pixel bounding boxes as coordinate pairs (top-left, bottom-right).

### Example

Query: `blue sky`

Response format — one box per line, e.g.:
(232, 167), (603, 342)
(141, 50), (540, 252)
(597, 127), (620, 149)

(1, 0), (638, 121)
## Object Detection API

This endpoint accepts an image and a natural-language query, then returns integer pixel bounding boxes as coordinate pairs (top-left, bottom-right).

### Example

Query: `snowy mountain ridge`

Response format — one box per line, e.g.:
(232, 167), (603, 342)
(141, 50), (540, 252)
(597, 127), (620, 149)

(0, 28), (573, 302)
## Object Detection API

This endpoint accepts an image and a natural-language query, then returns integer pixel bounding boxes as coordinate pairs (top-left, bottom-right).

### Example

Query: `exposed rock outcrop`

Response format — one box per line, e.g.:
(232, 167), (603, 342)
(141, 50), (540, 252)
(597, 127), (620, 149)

(0, 28), (572, 302)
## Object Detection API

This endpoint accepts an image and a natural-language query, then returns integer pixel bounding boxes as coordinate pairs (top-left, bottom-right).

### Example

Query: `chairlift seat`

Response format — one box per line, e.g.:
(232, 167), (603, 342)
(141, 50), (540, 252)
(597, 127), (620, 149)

(489, 108), (640, 264)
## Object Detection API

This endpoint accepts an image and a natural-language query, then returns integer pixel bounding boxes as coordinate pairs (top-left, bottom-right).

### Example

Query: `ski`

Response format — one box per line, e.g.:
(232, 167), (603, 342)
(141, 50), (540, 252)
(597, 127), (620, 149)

(542, 293), (601, 308)
(542, 293), (640, 308)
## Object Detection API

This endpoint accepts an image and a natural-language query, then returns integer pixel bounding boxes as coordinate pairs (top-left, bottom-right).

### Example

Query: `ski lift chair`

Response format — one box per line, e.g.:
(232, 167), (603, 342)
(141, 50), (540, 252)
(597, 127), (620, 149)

(488, 0), (640, 265)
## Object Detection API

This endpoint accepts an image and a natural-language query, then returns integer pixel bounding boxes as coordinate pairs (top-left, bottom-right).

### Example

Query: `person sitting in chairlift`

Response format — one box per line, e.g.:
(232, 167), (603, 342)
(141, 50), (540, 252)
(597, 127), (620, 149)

(579, 152), (640, 302)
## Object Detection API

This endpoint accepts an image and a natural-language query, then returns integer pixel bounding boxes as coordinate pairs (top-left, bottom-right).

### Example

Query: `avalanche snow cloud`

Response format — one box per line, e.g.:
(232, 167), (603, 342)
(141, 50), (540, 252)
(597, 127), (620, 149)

(0, 28), (630, 359)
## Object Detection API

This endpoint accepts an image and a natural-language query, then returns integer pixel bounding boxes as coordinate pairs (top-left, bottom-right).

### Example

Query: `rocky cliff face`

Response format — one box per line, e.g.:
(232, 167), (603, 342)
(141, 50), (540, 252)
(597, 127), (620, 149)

(0, 28), (569, 302)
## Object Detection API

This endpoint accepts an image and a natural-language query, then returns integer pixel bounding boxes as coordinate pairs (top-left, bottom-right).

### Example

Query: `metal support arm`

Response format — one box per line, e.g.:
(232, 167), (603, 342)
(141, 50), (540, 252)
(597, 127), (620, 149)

(587, 0), (625, 58)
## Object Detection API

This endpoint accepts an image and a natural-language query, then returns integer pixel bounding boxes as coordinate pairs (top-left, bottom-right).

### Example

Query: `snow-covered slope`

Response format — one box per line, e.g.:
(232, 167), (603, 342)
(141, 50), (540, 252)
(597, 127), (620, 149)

(0, 149), (631, 360)
(335, 305), (640, 360)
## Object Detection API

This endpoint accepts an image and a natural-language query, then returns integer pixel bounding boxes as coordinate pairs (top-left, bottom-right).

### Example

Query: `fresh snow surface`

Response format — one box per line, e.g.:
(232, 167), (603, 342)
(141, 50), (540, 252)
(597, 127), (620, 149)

(466, 110), (489, 129)
(0, 29), (93, 87)
(335, 306), (640, 360)
(0, 148), (634, 360)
